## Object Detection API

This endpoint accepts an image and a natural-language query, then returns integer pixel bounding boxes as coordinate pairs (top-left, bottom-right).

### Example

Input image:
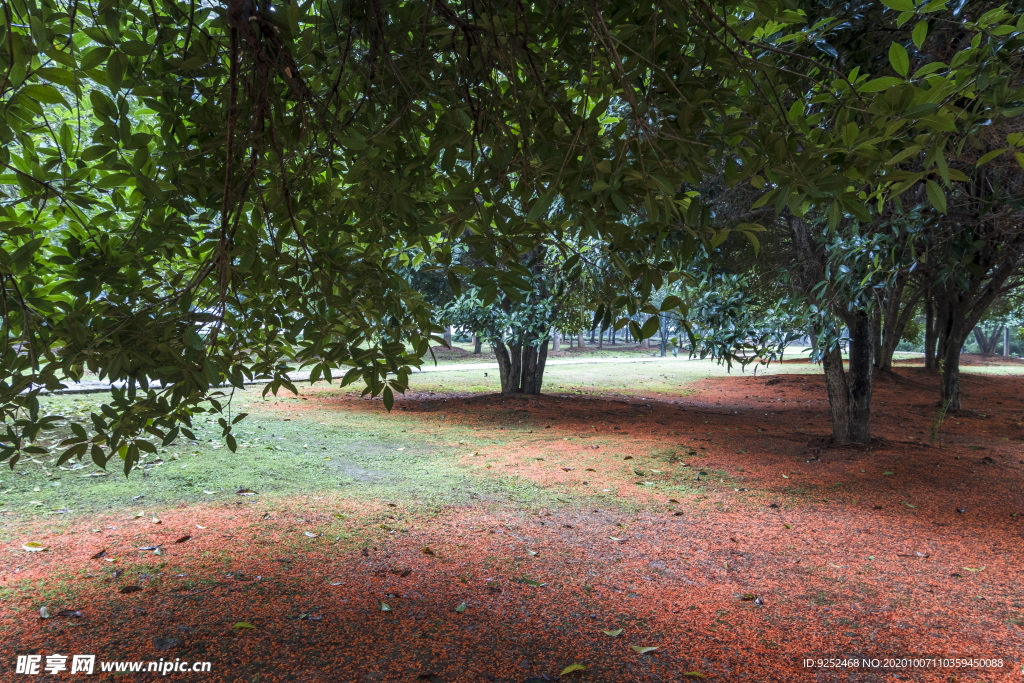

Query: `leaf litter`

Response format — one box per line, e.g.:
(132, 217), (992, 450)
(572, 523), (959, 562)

(4, 368), (1023, 682)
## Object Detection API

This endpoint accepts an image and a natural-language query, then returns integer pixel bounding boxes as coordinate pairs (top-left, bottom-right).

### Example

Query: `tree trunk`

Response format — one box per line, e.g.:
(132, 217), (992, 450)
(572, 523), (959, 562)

(1004, 326), (1010, 357)
(972, 327), (993, 354)
(983, 325), (1001, 354)
(443, 326), (452, 348)
(660, 316), (668, 357)
(871, 308), (882, 369)
(878, 284), (923, 373)
(924, 291), (937, 369)
(598, 328), (604, 349)
(473, 335), (482, 354)
(520, 343), (538, 393)
(590, 327), (596, 344)
(521, 335), (549, 395)
(939, 340), (962, 410)
(846, 312), (873, 444)
(552, 328), (560, 353)
(578, 332), (584, 348)
(934, 295), (973, 411)
(822, 343), (850, 444)
(493, 340), (522, 396)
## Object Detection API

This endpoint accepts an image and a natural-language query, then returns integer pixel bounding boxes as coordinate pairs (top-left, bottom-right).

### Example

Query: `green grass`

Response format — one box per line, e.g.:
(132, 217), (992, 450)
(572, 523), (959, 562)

(0, 391), (564, 534)
(409, 356), (806, 396)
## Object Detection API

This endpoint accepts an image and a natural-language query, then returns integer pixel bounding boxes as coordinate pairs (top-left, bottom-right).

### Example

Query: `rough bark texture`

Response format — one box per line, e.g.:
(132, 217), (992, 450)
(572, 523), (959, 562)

(821, 344), (850, 444)
(933, 257), (1014, 410)
(551, 329), (560, 353)
(493, 340), (522, 397)
(493, 335), (550, 396)
(521, 338), (548, 395)
(972, 325), (1001, 355)
(939, 341), (962, 410)
(846, 313), (873, 444)
(924, 292), (937, 369)
(443, 326), (452, 348)
(787, 213), (866, 445)
(877, 280), (923, 373)
(473, 336), (482, 354)
(871, 309), (882, 370)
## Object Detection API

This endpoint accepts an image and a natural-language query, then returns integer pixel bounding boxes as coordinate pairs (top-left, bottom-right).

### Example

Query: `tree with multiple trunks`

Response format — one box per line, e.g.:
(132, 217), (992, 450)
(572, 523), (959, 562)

(755, 0), (1024, 439)
(1, 0), (1022, 471)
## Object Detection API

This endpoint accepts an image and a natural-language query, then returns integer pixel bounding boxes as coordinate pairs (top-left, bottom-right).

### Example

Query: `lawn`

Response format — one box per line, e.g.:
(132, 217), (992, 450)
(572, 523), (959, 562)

(1, 358), (1022, 682)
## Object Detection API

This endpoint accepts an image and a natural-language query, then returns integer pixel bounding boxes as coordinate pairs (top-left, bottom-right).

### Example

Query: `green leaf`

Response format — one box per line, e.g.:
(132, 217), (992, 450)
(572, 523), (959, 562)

(95, 173), (131, 189)
(912, 62), (945, 79)
(920, 114), (958, 133)
(81, 46), (111, 71)
(912, 21), (928, 49)
(602, 628), (623, 636)
(710, 229), (730, 249)
(454, 602), (467, 613)
(106, 52), (124, 91)
(36, 67), (75, 87)
(889, 42), (910, 77)
(560, 664), (587, 675)
(121, 40), (153, 57)
(233, 622), (256, 629)
(525, 191), (553, 221)
(684, 672), (707, 679)
(631, 646), (659, 655)
(975, 148), (1006, 166)
(640, 315), (661, 339)
(880, 0), (914, 11)
(20, 84), (69, 107)
(926, 179), (947, 213)
(860, 77), (903, 92)
(186, 329), (204, 350)
(90, 90), (118, 119)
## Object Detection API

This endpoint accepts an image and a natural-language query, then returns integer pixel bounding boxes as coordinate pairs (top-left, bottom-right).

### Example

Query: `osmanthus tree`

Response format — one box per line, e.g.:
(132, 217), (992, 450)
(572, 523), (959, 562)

(0, 0), (760, 469)
(440, 240), (600, 395)
(740, 0), (1024, 440)
(2, 0), (1019, 470)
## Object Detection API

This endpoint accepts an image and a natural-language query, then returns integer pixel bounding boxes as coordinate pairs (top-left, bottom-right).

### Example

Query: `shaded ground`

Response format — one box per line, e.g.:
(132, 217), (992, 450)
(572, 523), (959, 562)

(1, 367), (1022, 682)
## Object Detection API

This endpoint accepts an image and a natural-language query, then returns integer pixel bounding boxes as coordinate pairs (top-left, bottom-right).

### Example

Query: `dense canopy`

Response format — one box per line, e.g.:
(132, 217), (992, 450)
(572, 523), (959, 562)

(2, 0), (1022, 469)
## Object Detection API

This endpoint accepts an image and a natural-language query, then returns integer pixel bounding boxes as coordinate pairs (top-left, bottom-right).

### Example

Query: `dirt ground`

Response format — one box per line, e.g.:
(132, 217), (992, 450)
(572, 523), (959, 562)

(2, 368), (1022, 682)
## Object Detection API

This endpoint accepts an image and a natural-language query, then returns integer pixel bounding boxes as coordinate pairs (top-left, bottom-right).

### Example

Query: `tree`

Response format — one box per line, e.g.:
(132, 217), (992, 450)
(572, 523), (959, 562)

(3, 0), (1021, 469)
(442, 245), (590, 396)
(746, 0), (1024, 434)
